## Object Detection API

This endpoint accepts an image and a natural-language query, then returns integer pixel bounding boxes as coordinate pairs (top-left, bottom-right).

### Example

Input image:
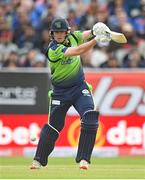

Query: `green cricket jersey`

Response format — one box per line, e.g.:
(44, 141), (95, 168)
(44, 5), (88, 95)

(46, 31), (85, 88)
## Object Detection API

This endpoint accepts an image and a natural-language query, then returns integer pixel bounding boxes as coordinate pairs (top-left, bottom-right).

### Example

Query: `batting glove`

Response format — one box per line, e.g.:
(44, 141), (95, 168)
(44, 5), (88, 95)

(94, 32), (111, 43)
(92, 22), (111, 43)
(92, 22), (111, 36)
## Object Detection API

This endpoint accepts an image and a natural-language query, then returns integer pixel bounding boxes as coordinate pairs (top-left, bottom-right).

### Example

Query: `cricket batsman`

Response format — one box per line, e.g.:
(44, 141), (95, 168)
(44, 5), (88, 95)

(30, 17), (115, 170)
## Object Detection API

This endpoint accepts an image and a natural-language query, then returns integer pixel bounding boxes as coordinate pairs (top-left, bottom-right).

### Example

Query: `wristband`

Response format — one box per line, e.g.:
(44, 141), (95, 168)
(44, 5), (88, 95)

(91, 29), (95, 37)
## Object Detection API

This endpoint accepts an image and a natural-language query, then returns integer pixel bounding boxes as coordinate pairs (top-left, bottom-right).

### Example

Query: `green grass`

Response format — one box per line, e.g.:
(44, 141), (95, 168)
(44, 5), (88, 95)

(0, 156), (145, 179)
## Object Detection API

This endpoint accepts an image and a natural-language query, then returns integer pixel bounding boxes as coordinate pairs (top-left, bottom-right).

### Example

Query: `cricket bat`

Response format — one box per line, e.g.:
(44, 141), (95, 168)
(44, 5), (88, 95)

(94, 22), (127, 44)
(106, 29), (127, 43)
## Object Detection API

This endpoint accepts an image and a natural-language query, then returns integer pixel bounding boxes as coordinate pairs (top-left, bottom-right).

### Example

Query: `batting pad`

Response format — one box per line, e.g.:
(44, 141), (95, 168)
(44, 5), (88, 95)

(34, 124), (59, 166)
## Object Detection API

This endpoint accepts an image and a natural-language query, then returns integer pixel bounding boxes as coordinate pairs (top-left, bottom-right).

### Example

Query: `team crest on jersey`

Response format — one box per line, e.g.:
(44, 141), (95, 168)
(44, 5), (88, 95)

(82, 89), (90, 96)
(61, 58), (75, 64)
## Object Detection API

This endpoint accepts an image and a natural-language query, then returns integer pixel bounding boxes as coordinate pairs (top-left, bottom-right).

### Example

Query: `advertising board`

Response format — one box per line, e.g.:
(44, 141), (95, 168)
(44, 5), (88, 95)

(0, 70), (145, 156)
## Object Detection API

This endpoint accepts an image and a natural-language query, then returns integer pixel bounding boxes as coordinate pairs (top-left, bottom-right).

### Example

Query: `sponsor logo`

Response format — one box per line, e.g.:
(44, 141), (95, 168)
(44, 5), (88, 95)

(0, 86), (37, 105)
(54, 21), (61, 28)
(52, 100), (60, 105)
(0, 116), (145, 149)
(67, 118), (145, 148)
(67, 118), (106, 147)
(0, 120), (40, 145)
(93, 77), (145, 116)
(68, 75), (145, 116)
(82, 89), (90, 96)
(61, 58), (75, 65)
(107, 120), (145, 148)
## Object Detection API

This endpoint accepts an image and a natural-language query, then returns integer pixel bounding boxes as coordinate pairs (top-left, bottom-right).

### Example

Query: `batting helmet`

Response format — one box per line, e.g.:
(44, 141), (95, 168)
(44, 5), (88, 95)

(50, 18), (70, 32)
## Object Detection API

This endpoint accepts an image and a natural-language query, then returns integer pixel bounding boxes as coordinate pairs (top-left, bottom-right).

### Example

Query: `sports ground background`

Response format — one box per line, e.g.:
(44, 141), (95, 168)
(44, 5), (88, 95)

(0, 69), (145, 179)
(0, 0), (145, 179)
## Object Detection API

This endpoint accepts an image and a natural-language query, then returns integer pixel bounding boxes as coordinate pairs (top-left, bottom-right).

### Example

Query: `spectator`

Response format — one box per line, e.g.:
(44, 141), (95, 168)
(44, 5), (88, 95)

(124, 0), (141, 17)
(28, 0), (48, 30)
(67, 9), (79, 31)
(2, 50), (20, 69)
(100, 55), (120, 68)
(108, 8), (131, 31)
(0, 0), (144, 69)
(12, 6), (31, 44)
(41, 4), (56, 30)
(16, 24), (40, 49)
(122, 48), (145, 68)
(39, 29), (50, 53)
(56, 0), (78, 19)
(0, 0), (16, 30)
(95, 5), (109, 26)
(113, 23), (139, 64)
(0, 30), (18, 62)
(22, 49), (38, 67)
(0, 6), (10, 32)
(78, 0), (98, 30)
(108, 0), (124, 15)
(138, 40), (145, 59)
(121, 23), (138, 49)
(131, 4), (145, 38)
(82, 48), (108, 68)
(33, 53), (46, 67)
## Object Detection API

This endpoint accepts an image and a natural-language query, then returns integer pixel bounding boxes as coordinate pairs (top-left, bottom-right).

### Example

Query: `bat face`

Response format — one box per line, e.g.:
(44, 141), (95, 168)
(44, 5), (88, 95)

(110, 31), (127, 43)
(105, 27), (127, 44)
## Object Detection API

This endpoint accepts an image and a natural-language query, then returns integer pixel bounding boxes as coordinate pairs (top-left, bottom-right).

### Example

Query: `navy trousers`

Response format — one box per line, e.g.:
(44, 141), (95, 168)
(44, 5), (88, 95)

(49, 81), (95, 132)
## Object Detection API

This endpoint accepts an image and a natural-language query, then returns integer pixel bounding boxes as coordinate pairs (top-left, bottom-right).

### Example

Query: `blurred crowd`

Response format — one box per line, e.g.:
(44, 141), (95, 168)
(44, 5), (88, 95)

(0, 0), (145, 69)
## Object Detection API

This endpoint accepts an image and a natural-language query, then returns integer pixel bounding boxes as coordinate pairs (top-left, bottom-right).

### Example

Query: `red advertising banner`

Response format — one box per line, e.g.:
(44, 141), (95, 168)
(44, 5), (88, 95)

(85, 71), (145, 116)
(0, 114), (144, 148)
(0, 71), (145, 156)
(0, 115), (145, 156)
(85, 71), (145, 156)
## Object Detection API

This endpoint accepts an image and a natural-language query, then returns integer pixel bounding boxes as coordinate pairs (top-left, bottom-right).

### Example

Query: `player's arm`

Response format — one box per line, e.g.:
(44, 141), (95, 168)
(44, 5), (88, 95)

(82, 30), (94, 41)
(83, 23), (127, 43)
(64, 23), (112, 57)
(64, 38), (97, 57)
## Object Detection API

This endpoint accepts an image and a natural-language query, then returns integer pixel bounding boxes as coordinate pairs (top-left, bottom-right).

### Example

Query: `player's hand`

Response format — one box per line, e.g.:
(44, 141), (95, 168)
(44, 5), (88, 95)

(92, 22), (111, 43)
(94, 32), (111, 43)
(92, 22), (110, 36)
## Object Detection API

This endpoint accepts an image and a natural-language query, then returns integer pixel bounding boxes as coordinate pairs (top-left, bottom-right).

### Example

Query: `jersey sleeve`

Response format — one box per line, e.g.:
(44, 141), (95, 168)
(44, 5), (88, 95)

(73, 31), (84, 45)
(47, 44), (68, 62)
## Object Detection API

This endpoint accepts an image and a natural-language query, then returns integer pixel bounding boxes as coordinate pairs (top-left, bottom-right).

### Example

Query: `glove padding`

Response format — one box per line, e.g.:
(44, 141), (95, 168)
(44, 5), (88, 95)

(92, 22), (111, 43)
(92, 22), (110, 35)
(95, 32), (111, 43)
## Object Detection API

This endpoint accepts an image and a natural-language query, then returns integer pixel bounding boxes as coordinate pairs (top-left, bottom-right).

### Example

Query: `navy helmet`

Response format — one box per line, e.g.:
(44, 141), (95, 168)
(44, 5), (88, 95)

(50, 18), (71, 32)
